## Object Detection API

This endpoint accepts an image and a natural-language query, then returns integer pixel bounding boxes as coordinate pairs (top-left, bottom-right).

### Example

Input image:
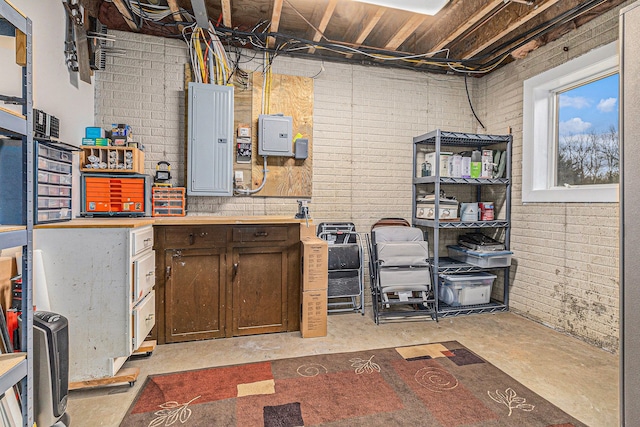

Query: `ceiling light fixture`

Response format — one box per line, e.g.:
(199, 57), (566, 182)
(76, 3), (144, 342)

(352, 0), (449, 16)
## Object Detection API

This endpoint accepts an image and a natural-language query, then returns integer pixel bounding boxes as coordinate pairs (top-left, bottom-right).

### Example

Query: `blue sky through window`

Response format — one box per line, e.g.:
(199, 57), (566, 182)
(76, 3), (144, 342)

(558, 73), (619, 137)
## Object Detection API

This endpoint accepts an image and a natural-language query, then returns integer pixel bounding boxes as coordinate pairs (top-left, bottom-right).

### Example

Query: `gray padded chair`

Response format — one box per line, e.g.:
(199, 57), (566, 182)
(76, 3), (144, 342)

(368, 225), (435, 323)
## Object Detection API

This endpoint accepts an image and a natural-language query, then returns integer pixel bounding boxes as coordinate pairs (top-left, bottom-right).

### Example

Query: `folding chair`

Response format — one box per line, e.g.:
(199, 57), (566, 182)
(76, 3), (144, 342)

(317, 222), (365, 314)
(367, 225), (436, 324)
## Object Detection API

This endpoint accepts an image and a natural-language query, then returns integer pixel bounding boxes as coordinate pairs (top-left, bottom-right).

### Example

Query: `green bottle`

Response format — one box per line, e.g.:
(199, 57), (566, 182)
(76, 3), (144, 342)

(470, 150), (481, 178)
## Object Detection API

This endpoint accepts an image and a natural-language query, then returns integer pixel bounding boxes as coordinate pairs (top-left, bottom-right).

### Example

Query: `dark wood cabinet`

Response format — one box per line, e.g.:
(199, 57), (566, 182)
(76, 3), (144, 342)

(165, 247), (226, 342)
(155, 223), (301, 344)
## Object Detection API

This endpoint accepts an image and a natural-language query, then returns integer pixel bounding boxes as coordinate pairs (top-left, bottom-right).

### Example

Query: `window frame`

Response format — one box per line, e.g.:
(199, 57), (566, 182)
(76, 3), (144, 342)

(522, 42), (619, 203)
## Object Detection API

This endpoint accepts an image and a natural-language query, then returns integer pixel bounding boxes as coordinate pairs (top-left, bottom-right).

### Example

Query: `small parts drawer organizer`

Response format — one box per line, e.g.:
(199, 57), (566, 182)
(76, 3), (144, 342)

(36, 140), (74, 223)
(152, 187), (186, 217)
(81, 174), (149, 217)
(80, 146), (144, 174)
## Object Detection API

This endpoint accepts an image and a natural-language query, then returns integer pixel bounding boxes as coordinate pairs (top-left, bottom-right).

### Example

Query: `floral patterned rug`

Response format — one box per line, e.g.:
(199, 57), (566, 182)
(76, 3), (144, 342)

(120, 341), (586, 426)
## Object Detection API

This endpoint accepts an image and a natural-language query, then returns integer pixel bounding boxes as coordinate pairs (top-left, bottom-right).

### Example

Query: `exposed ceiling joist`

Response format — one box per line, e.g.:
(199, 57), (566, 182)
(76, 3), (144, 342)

(461, 0), (561, 59)
(384, 14), (426, 51)
(344, 7), (385, 58)
(167, 0), (186, 31)
(90, 0), (623, 76)
(429, 0), (503, 54)
(309, 0), (338, 54)
(221, 0), (232, 27)
(112, 0), (137, 31)
(268, 0), (284, 48)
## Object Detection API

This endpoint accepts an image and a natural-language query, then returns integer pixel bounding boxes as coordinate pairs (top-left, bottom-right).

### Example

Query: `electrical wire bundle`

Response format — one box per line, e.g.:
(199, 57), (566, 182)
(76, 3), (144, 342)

(184, 23), (231, 85)
(122, 0), (191, 31)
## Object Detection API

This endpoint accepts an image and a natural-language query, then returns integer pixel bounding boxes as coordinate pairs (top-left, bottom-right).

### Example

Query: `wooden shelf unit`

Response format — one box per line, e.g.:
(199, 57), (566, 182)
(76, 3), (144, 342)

(80, 146), (145, 174)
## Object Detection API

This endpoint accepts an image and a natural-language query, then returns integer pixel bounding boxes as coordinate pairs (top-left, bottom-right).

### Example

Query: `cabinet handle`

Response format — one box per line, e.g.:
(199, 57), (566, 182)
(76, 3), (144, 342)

(146, 271), (154, 278)
(189, 233), (195, 245)
(232, 262), (239, 280)
(144, 237), (152, 245)
(254, 231), (268, 237)
(146, 313), (154, 321)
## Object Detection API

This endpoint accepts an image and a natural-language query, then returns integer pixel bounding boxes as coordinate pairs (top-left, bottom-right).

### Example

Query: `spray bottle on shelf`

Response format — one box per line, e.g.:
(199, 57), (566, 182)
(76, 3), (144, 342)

(470, 150), (481, 178)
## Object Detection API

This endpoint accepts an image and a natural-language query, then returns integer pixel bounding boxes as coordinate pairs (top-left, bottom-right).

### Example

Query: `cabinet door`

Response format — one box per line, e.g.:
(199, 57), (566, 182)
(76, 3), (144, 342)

(165, 248), (226, 343)
(231, 246), (289, 336)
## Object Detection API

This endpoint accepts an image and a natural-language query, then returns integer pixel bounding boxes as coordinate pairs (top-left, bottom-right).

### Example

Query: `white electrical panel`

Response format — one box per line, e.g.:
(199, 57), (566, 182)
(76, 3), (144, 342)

(258, 114), (293, 156)
(187, 83), (234, 196)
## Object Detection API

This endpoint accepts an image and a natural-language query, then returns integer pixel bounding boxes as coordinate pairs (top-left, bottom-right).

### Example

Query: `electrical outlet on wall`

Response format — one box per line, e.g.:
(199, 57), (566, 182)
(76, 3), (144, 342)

(234, 170), (244, 188)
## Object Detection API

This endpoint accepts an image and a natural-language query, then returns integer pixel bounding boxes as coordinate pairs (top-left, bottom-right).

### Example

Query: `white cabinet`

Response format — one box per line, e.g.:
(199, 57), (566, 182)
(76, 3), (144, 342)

(35, 223), (156, 382)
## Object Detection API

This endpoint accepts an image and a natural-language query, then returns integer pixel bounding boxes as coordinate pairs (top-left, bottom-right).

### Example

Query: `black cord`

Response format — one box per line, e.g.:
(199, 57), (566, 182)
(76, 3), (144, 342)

(465, 73), (485, 130)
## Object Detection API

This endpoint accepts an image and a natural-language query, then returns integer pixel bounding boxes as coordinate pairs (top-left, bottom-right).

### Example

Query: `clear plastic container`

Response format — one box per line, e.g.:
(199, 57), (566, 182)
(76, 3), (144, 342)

(447, 245), (513, 268)
(439, 272), (496, 306)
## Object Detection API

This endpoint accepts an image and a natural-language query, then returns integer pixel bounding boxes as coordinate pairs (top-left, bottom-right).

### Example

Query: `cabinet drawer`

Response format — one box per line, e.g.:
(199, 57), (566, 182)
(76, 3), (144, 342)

(162, 226), (226, 248)
(131, 226), (154, 255)
(232, 226), (289, 243)
(133, 250), (155, 303)
(132, 290), (155, 352)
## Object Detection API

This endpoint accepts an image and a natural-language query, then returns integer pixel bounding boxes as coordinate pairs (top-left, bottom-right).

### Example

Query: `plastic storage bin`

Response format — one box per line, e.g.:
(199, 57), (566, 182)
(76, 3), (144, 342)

(438, 272), (496, 306)
(447, 245), (513, 268)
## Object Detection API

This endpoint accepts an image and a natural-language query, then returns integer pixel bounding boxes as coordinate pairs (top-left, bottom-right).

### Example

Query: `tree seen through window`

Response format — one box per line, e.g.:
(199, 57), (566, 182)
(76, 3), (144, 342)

(556, 73), (619, 186)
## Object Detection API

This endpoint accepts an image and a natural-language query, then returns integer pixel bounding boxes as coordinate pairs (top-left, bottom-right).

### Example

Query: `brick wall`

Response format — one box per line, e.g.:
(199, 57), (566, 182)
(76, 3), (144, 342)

(96, 33), (476, 229)
(96, 7), (623, 351)
(475, 3), (629, 352)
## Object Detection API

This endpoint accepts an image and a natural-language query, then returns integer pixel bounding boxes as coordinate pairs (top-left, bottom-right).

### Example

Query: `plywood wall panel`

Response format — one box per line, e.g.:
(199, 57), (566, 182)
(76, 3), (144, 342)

(249, 72), (313, 197)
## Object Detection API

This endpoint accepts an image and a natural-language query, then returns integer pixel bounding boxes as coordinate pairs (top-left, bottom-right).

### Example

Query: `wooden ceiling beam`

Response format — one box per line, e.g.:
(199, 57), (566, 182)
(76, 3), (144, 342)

(309, 0), (338, 54)
(461, 0), (561, 59)
(112, 0), (138, 31)
(268, 0), (284, 48)
(221, 0), (232, 27)
(344, 7), (385, 58)
(167, 0), (186, 31)
(384, 14), (426, 51)
(429, 0), (503, 53)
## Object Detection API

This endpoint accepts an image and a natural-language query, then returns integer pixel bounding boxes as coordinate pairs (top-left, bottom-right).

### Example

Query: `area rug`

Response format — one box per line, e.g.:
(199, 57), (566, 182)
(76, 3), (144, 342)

(120, 341), (587, 427)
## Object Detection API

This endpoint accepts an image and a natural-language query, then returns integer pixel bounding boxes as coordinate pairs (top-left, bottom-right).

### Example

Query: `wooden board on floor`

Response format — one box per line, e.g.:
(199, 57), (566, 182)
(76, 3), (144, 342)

(68, 367), (140, 390)
(132, 339), (156, 355)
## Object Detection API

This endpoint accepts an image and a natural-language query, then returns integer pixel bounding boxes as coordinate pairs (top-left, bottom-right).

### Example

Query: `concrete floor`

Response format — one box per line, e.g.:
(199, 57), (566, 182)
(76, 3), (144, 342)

(66, 312), (618, 427)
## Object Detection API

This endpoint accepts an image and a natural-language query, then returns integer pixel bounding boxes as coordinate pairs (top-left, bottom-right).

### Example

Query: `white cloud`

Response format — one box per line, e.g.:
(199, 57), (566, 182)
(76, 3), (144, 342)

(559, 95), (591, 109)
(559, 117), (592, 135)
(597, 97), (617, 112)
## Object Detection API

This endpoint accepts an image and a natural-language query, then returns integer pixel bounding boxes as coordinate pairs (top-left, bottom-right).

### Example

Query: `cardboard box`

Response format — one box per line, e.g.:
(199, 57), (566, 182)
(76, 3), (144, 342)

(301, 236), (328, 291)
(416, 200), (459, 220)
(299, 221), (316, 239)
(424, 152), (453, 177)
(85, 126), (105, 138)
(82, 137), (109, 146)
(301, 289), (327, 338)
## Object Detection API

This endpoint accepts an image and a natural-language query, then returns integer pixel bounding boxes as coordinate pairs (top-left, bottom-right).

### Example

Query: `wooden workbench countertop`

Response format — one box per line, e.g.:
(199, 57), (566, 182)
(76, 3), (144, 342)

(153, 215), (307, 225)
(33, 216), (310, 229)
(34, 218), (156, 229)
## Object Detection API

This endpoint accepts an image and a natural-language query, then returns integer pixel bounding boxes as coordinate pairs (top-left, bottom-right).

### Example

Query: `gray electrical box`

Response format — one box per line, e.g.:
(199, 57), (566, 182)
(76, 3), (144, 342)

(187, 82), (234, 196)
(258, 114), (293, 156)
(295, 138), (308, 160)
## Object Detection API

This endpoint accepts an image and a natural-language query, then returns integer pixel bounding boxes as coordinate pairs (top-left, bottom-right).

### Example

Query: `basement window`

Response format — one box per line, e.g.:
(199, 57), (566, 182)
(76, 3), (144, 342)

(522, 42), (619, 203)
